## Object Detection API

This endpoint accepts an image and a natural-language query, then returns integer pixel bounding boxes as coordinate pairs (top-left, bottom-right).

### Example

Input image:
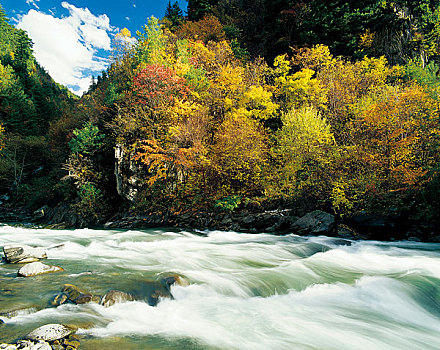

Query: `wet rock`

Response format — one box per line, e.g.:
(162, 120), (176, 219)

(62, 338), (80, 349)
(30, 341), (51, 350)
(0, 307), (38, 319)
(160, 274), (189, 291)
(336, 224), (358, 239)
(292, 210), (336, 235)
(328, 238), (352, 246)
(16, 340), (33, 349)
(25, 324), (76, 342)
(3, 245), (47, 264)
(32, 206), (49, 221)
(18, 262), (63, 277)
(149, 288), (173, 306)
(51, 293), (68, 306)
(430, 235), (440, 242)
(62, 284), (98, 304)
(100, 290), (134, 307)
(347, 210), (405, 239)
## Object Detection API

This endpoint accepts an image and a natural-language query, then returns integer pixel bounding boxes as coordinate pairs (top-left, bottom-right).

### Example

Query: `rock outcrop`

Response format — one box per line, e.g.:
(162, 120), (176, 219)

(32, 205), (49, 222)
(292, 210), (336, 235)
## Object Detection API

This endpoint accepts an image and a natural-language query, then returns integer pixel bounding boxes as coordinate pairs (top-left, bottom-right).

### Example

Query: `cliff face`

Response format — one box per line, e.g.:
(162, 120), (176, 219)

(114, 144), (140, 203)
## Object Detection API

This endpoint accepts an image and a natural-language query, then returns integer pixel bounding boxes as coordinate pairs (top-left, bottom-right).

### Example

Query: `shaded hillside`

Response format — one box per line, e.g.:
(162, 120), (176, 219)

(0, 4), (76, 204)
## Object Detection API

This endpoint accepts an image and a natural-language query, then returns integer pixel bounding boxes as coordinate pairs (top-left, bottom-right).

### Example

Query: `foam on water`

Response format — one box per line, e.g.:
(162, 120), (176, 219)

(78, 276), (440, 350)
(1, 224), (440, 349)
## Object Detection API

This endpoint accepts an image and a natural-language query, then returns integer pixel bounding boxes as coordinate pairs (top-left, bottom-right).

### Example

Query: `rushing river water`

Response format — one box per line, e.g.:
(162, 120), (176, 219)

(1, 224), (440, 349)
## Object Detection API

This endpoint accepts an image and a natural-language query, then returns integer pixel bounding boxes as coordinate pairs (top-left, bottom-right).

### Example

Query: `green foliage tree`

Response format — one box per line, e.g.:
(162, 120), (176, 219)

(164, 1), (184, 30)
(187, 0), (219, 21)
(68, 121), (106, 155)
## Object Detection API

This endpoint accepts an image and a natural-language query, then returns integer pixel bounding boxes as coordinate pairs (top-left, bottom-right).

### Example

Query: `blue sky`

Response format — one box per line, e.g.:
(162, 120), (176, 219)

(0, 0), (188, 94)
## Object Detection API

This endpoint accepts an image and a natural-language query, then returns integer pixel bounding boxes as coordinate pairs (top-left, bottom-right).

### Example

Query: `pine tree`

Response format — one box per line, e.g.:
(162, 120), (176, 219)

(165, 1), (184, 29)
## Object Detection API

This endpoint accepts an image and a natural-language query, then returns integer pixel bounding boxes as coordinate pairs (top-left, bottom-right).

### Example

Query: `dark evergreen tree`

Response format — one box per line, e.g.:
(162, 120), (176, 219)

(165, 1), (184, 29)
(187, 0), (219, 21)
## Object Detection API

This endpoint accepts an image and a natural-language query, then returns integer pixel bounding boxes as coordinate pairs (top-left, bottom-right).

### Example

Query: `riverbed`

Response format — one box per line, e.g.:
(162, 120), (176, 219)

(1, 224), (440, 349)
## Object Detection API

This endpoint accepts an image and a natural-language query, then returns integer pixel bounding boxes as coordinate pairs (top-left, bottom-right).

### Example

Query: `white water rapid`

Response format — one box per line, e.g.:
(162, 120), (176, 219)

(1, 224), (440, 349)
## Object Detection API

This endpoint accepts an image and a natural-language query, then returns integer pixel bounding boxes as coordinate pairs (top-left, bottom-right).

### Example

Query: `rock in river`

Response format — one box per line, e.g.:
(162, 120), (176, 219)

(25, 324), (76, 342)
(17, 340), (52, 350)
(3, 245), (47, 264)
(160, 274), (190, 290)
(100, 290), (134, 307)
(18, 262), (63, 277)
(62, 284), (100, 304)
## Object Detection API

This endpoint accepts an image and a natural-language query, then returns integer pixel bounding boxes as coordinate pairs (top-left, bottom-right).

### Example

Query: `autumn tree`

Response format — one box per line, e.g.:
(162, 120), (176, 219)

(210, 110), (268, 196)
(351, 85), (440, 192)
(176, 14), (226, 44)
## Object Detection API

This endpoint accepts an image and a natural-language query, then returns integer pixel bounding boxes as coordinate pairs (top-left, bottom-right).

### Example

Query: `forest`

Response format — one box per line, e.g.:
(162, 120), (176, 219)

(1, 0), (440, 233)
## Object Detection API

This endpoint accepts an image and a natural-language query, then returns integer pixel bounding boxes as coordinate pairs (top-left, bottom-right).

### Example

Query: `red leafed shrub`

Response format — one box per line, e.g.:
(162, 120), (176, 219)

(133, 64), (190, 108)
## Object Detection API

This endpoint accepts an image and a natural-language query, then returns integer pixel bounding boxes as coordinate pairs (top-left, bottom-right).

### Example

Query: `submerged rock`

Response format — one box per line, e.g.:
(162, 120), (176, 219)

(51, 293), (68, 307)
(18, 262), (63, 277)
(149, 288), (174, 306)
(0, 307), (38, 320)
(25, 324), (76, 342)
(62, 337), (80, 349)
(100, 290), (134, 307)
(3, 245), (47, 264)
(292, 210), (336, 235)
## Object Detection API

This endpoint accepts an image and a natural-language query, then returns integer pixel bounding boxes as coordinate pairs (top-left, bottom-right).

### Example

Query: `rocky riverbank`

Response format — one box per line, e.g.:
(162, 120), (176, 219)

(1, 202), (439, 242)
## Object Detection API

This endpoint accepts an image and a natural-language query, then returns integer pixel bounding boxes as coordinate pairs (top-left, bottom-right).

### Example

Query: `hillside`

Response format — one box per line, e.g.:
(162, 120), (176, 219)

(1, 2), (440, 240)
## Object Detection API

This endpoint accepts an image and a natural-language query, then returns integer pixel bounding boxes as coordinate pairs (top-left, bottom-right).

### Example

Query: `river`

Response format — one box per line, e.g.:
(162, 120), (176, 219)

(1, 224), (440, 349)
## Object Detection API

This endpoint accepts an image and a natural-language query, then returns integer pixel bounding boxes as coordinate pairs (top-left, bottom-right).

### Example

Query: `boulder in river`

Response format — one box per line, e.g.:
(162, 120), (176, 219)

(160, 274), (189, 290)
(18, 262), (63, 277)
(292, 210), (336, 235)
(25, 324), (76, 342)
(62, 284), (100, 304)
(100, 290), (134, 307)
(3, 245), (47, 264)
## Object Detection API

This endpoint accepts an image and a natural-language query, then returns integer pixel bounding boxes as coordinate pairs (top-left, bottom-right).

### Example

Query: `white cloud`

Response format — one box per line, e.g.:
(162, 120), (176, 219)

(17, 3), (114, 95)
(26, 0), (40, 9)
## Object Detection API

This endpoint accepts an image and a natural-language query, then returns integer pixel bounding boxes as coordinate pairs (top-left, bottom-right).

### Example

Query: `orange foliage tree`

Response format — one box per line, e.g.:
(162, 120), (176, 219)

(352, 84), (440, 192)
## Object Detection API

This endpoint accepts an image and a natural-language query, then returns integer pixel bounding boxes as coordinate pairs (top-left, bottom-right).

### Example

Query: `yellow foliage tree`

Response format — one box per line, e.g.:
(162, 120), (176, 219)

(273, 54), (328, 110)
(276, 106), (335, 195)
(210, 109), (268, 196)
